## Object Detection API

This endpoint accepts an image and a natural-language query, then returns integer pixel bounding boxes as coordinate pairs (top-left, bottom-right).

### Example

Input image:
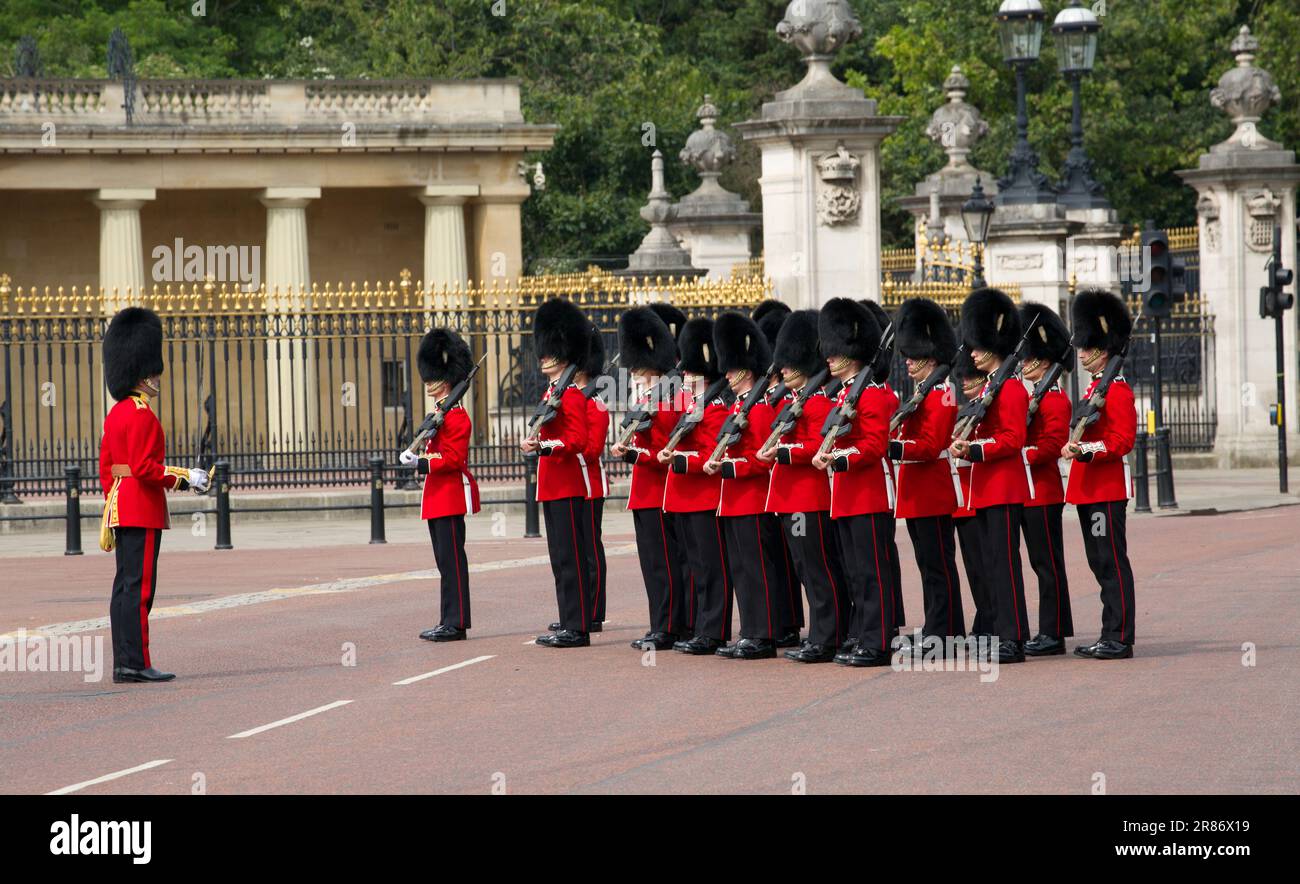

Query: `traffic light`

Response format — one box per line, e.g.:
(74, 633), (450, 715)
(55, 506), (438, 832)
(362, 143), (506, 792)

(1260, 225), (1294, 320)
(1140, 224), (1173, 318)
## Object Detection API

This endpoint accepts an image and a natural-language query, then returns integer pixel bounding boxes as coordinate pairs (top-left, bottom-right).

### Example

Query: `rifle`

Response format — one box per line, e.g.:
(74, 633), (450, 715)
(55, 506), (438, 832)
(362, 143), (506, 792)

(1067, 348), (1126, 447)
(403, 353), (488, 455)
(662, 374), (733, 457)
(758, 367), (831, 459)
(951, 313), (1041, 442)
(816, 323), (896, 461)
(581, 353), (619, 400)
(523, 362), (579, 443)
(890, 344), (965, 433)
(614, 366), (680, 449)
(706, 363), (777, 466)
(1025, 345), (1073, 427)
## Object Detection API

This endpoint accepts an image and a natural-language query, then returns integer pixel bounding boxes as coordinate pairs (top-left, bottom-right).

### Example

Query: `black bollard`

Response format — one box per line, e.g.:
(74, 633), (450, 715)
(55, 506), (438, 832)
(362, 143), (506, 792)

(523, 451), (540, 538)
(1132, 431), (1150, 513)
(370, 456), (387, 544)
(1154, 426), (1178, 509)
(64, 465), (83, 556)
(214, 461), (233, 550)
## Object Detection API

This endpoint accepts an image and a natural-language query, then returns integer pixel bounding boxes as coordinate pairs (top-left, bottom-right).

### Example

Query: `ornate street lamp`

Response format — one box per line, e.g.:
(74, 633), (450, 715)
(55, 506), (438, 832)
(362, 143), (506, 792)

(961, 178), (995, 288)
(995, 0), (1055, 205)
(1052, 0), (1109, 210)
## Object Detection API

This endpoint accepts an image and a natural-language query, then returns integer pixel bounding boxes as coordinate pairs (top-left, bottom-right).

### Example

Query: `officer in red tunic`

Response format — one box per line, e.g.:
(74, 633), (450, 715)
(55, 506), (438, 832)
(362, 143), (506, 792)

(948, 288), (1031, 664)
(98, 307), (208, 683)
(663, 318), (733, 655)
(891, 297), (966, 646)
(522, 298), (593, 648)
(577, 323), (611, 631)
(809, 300), (897, 667)
(1063, 289), (1137, 660)
(706, 311), (791, 660)
(399, 328), (481, 642)
(1019, 303), (1075, 656)
(611, 307), (688, 651)
(860, 299), (905, 637)
(949, 351), (993, 639)
(758, 310), (848, 664)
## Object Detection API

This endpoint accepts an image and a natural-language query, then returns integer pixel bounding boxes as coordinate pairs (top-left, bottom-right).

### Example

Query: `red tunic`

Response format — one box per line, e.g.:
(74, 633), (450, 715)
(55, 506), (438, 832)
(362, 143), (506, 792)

(717, 398), (776, 517)
(582, 396), (610, 499)
(535, 383), (589, 501)
(1066, 377), (1136, 505)
(417, 404), (481, 519)
(765, 390), (832, 514)
(625, 403), (677, 510)
(99, 394), (188, 530)
(1024, 385), (1070, 508)
(664, 390), (728, 513)
(967, 379), (1031, 508)
(828, 379), (897, 519)
(892, 383), (959, 519)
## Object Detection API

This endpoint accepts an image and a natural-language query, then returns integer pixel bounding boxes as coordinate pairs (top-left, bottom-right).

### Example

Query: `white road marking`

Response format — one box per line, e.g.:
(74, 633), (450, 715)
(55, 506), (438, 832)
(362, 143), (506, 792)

(46, 759), (173, 795)
(392, 655), (495, 686)
(1, 544), (636, 641)
(227, 700), (353, 740)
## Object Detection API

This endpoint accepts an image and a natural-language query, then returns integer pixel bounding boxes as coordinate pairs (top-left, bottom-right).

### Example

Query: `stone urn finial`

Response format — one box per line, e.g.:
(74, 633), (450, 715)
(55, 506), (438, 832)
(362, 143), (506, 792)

(680, 95), (738, 199)
(628, 150), (696, 273)
(776, 0), (864, 97)
(924, 65), (989, 172)
(1209, 25), (1282, 152)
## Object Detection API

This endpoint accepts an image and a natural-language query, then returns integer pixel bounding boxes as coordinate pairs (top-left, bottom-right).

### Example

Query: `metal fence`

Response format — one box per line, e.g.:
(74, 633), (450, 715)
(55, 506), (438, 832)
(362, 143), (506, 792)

(0, 269), (770, 501)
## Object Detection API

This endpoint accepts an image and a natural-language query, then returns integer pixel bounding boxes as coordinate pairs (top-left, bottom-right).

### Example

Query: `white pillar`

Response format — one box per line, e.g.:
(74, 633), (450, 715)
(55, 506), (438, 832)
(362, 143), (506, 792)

(258, 187), (320, 452)
(415, 185), (478, 413)
(92, 188), (156, 297)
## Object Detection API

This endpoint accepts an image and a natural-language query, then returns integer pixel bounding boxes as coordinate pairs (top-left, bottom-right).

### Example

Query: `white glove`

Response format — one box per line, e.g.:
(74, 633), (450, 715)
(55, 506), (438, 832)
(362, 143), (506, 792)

(188, 468), (210, 492)
(398, 449), (419, 467)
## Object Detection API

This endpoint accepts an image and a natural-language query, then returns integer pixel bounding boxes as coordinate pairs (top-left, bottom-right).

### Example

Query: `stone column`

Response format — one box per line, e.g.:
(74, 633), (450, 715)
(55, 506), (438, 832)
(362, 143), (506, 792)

(92, 188), (156, 298)
(985, 203), (1078, 310)
(258, 187), (320, 452)
(1178, 27), (1300, 467)
(416, 185), (478, 414)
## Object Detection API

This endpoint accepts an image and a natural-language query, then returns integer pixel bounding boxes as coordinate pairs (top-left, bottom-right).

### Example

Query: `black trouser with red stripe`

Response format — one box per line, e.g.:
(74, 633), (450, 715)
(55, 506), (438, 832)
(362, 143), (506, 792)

(977, 503), (1030, 643)
(110, 526), (162, 671)
(542, 497), (593, 633)
(883, 514), (904, 633)
(781, 511), (848, 648)
(427, 515), (470, 630)
(722, 513), (791, 640)
(672, 514), (697, 634)
(587, 498), (607, 624)
(1076, 500), (1135, 645)
(632, 507), (688, 636)
(1021, 503), (1073, 638)
(906, 514), (966, 638)
(775, 529), (803, 631)
(955, 514), (994, 635)
(676, 510), (732, 641)
(835, 512), (896, 654)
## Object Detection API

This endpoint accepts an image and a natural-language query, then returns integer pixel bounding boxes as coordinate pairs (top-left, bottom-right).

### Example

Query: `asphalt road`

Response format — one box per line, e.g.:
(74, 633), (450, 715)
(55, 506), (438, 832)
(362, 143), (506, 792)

(1, 505), (1297, 795)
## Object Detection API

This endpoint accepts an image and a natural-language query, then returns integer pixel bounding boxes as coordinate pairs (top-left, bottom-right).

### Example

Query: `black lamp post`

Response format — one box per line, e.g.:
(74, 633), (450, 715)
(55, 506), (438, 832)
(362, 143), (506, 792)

(1052, 0), (1109, 209)
(995, 0), (1055, 205)
(961, 178), (995, 289)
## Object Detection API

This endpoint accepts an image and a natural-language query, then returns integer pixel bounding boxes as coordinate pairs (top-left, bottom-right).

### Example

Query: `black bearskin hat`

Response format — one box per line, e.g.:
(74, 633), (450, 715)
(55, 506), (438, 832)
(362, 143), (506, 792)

(619, 306), (678, 374)
(1070, 288), (1132, 354)
(532, 298), (589, 366)
(819, 298), (881, 365)
(417, 328), (473, 386)
(772, 309), (824, 378)
(647, 303), (687, 342)
(896, 297), (959, 365)
(960, 287), (1022, 358)
(714, 311), (771, 378)
(752, 299), (792, 348)
(1021, 302), (1073, 370)
(860, 299), (894, 383)
(580, 323), (607, 378)
(103, 307), (164, 401)
(677, 317), (721, 381)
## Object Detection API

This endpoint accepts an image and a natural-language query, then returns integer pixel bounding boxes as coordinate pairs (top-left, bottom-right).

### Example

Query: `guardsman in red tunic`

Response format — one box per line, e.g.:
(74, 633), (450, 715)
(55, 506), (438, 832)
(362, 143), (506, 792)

(812, 299), (898, 668)
(578, 323), (611, 631)
(522, 298), (593, 648)
(948, 288), (1031, 664)
(891, 298), (966, 645)
(860, 299), (905, 637)
(98, 307), (209, 683)
(706, 311), (790, 660)
(1018, 303), (1075, 656)
(949, 351), (993, 639)
(610, 306), (688, 651)
(399, 328), (481, 642)
(1064, 289), (1138, 660)
(663, 318), (733, 654)
(758, 309), (848, 664)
